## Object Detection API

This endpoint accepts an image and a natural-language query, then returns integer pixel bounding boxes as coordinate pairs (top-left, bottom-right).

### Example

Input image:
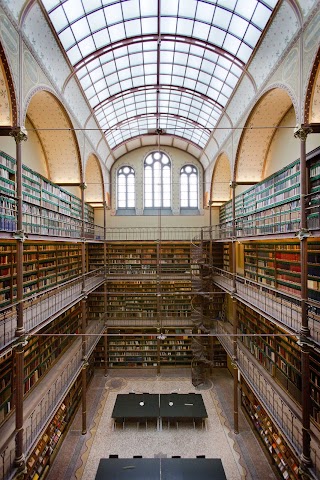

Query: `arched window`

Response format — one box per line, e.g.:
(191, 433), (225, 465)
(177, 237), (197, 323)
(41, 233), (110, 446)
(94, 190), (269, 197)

(144, 151), (171, 208)
(180, 165), (198, 208)
(117, 166), (135, 209)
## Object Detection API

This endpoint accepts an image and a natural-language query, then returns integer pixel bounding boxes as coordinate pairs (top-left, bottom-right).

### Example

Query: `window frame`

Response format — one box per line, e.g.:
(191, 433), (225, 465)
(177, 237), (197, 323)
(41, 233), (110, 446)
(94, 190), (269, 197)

(117, 165), (135, 210)
(144, 151), (172, 209)
(180, 164), (199, 209)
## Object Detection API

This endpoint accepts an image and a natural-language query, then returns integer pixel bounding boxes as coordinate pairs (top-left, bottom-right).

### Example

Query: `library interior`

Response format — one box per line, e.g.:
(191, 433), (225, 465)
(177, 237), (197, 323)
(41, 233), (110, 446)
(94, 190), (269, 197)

(0, 0), (320, 479)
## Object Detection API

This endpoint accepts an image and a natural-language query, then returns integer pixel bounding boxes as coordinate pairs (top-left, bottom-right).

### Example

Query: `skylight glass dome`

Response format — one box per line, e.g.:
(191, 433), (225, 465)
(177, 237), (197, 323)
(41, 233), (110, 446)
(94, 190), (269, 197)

(42, 0), (278, 151)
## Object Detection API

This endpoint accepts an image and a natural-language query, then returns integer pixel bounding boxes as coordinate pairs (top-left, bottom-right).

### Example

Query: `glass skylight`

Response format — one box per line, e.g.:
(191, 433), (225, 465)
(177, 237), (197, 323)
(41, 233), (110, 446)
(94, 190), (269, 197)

(42, 0), (278, 151)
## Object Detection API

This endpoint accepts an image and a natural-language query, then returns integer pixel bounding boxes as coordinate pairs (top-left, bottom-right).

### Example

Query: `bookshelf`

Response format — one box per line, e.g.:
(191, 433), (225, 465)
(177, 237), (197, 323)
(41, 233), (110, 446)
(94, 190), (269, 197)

(211, 337), (227, 367)
(310, 351), (320, 426)
(87, 287), (106, 321)
(0, 242), (17, 305)
(97, 328), (194, 368)
(223, 243), (231, 271)
(241, 379), (300, 480)
(25, 357), (94, 479)
(0, 303), (81, 425)
(88, 243), (105, 271)
(219, 158), (301, 234)
(307, 151), (320, 229)
(0, 351), (13, 424)
(104, 241), (191, 275)
(0, 241), (82, 307)
(0, 150), (94, 236)
(219, 149), (320, 236)
(106, 328), (158, 368)
(243, 240), (320, 300)
(201, 242), (224, 269)
(105, 279), (192, 321)
(237, 303), (302, 404)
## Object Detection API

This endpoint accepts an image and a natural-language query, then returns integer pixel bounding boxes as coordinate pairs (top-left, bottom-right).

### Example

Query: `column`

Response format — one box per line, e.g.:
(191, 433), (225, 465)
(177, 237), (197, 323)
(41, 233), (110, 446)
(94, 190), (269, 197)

(293, 125), (312, 470)
(103, 201), (108, 376)
(231, 180), (239, 434)
(9, 127), (28, 471)
(208, 200), (213, 266)
(80, 182), (88, 435)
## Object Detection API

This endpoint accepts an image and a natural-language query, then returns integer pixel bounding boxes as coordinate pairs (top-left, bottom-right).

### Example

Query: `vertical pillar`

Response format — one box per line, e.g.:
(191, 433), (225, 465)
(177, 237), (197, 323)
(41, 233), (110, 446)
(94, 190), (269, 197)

(208, 200), (213, 266)
(80, 182), (88, 435)
(81, 361), (88, 435)
(104, 332), (108, 377)
(231, 298), (239, 434)
(10, 127), (28, 471)
(294, 126), (312, 469)
(156, 241), (161, 375)
(230, 180), (239, 434)
(103, 201), (108, 375)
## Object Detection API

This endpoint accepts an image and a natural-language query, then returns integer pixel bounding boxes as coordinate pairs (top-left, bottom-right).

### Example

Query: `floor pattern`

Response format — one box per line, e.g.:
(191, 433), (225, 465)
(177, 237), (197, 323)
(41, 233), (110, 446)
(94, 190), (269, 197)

(47, 369), (278, 480)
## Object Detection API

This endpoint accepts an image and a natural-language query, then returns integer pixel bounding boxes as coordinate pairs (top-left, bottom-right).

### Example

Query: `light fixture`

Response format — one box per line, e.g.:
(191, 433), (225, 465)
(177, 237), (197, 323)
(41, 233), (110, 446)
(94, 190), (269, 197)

(157, 333), (167, 340)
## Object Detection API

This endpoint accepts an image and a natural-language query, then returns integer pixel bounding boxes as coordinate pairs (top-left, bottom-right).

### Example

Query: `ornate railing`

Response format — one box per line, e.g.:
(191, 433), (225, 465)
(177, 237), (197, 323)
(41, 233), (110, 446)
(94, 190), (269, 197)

(0, 268), (104, 352)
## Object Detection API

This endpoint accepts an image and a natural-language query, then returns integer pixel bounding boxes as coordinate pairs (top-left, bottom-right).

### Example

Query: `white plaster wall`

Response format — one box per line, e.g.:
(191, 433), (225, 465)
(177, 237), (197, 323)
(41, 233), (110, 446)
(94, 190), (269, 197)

(264, 107), (320, 177)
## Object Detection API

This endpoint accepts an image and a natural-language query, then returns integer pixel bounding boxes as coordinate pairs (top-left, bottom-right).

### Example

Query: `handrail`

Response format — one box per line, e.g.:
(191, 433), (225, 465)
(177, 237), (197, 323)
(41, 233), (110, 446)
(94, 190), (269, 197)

(0, 268), (105, 352)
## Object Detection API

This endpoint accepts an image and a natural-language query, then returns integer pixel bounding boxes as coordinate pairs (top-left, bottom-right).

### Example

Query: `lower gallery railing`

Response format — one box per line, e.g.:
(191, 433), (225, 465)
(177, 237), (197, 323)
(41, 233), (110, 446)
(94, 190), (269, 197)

(216, 321), (320, 478)
(0, 319), (104, 480)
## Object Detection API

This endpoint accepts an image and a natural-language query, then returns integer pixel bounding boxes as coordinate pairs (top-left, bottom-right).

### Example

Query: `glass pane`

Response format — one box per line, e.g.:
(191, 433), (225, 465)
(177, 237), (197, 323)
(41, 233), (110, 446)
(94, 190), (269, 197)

(44, 0), (277, 149)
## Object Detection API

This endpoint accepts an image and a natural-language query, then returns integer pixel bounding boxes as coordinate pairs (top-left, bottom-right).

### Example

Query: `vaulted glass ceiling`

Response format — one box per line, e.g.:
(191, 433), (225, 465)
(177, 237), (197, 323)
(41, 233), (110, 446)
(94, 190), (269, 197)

(42, 0), (278, 151)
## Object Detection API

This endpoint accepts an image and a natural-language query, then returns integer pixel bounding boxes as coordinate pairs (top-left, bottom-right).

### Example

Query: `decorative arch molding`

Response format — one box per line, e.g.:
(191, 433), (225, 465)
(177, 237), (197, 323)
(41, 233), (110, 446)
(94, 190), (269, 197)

(85, 153), (105, 205)
(304, 46), (320, 123)
(24, 87), (82, 184)
(0, 42), (17, 126)
(235, 86), (296, 182)
(210, 152), (232, 204)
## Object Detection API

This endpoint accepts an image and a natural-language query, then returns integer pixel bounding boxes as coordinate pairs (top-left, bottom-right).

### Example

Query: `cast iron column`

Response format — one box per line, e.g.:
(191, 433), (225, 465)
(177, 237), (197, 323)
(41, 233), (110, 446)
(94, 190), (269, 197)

(80, 182), (88, 435)
(103, 201), (108, 376)
(231, 180), (239, 434)
(10, 127), (28, 471)
(294, 126), (312, 470)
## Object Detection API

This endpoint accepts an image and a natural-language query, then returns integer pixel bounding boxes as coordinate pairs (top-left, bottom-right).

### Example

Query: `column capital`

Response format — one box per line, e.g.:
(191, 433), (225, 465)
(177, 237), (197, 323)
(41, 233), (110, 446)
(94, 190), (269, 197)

(9, 127), (28, 144)
(293, 125), (313, 141)
(79, 182), (87, 190)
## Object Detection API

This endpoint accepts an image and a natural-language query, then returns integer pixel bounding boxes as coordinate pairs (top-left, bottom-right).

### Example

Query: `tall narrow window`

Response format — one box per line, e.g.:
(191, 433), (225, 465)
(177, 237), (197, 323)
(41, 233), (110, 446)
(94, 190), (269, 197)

(180, 165), (198, 208)
(144, 152), (171, 208)
(117, 166), (135, 209)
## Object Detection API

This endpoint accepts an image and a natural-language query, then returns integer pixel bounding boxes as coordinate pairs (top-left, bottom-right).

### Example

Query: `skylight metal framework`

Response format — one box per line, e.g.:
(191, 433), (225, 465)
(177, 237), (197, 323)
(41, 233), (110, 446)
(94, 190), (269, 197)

(42, 0), (278, 152)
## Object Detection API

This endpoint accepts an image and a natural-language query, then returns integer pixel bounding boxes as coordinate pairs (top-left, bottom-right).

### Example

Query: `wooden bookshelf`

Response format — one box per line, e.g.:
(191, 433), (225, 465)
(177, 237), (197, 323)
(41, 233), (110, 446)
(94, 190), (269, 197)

(88, 243), (105, 270)
(223, 243), (231, 271)
(243, 240), (320, 301)
(310, 351), (320, 426)
(103, 241), (191, 275)
(219, 158), (301, 234)
(0, 150), (94, 236)
(0, 303), (81, 425)
(87, 287), (106, 321)
(241, 379), (300, 480)
(24, 357), (94, 479)
(219, 149), (320, 236)
(307, 150), (320, 229)
(0, 242), (17, 305)
(105, 279), (192, 321)
(211, 337), (227, 367)
(0, 241), (83, 307)
(201, 242), (224, 269)
(0, 351), (14, 424)
(237, 303), (302, 405)
(98, 327), (194, 368)
(197, 335), (227, 367)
